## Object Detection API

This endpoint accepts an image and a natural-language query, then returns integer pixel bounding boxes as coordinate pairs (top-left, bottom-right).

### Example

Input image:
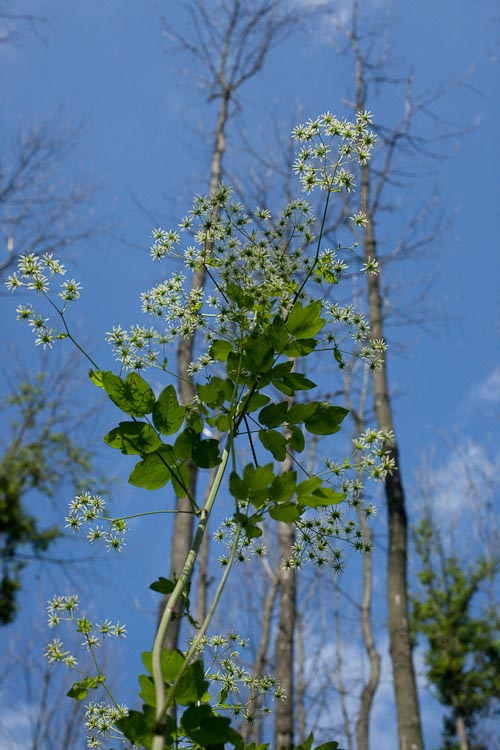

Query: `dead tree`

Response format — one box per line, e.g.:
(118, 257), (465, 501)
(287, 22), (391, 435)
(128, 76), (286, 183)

(320, 0), (472, 745)
(158, 0), (304, 650)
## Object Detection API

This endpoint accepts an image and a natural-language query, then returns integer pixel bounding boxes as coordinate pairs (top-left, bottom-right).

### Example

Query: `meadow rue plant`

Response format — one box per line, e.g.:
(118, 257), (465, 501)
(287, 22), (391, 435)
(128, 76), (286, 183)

(7, 111), (388, 750)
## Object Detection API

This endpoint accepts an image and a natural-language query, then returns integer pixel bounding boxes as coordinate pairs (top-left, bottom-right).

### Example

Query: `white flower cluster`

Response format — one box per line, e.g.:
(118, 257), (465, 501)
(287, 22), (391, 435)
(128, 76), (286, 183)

(282, 430), (394, 570)
(195, 632), (285, 723)
(213, 514), (267, 566)
(6, 252), (81, 349)
(292, 110), (376, 194)
(84, 702), (130, 749)
(65, 492), (127, 552)
(326, 302), (387, 370)
(46, 594), (126, 646)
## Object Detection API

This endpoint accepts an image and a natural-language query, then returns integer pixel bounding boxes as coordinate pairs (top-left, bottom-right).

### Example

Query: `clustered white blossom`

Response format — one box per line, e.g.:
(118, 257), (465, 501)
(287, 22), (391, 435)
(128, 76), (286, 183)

(195, 632), (285, 723)
(213, 513), (267, 566)
(6, 113), (381, 379)
(45, 594), (126, 649)
(291, 110), (376, 193)
(84, 702), (130, 750)
(6, 252), (81, 349)
(65, 492), (127, 552)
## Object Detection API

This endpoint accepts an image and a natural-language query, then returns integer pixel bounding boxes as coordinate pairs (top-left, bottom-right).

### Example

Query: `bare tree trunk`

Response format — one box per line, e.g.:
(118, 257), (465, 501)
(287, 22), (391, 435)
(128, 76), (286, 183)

(296, 608), (306, 744)
(350, 20), (423, 743)
(333, 581), (354, 750)
(161, 88), (228, 652)
(274, 519), (296, 750)
(356, 502), (381, 750)
(455, 712), (469, 750)
(361, 179), (423, 750)
(241, 571), (279, 744)
(158, 0), (302, 651)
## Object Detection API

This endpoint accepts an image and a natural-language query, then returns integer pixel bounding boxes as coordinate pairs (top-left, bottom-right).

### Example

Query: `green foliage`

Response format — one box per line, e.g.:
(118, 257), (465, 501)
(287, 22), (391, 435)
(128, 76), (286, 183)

(411, 517), (500, 748)
(0, 372), (104, 624)
(8, 111), (386, 748)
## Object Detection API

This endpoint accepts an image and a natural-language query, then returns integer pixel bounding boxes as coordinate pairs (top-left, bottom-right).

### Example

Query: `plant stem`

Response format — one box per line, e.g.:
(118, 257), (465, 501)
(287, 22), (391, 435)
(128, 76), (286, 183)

(151, 441), (231, 749)
(159, 521), (243, 716)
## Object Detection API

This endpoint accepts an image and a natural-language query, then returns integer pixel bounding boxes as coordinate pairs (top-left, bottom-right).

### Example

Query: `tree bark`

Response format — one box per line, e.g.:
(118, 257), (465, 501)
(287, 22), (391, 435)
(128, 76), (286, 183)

(274, 519), (296, 750)
(455, 712), (469, 750)
(355, 503), (381, 750)
(241, 571), (279, 744)
(352, 26), (423, 745)
(362, 178), (424, 750)
(161, 88), (228, 651)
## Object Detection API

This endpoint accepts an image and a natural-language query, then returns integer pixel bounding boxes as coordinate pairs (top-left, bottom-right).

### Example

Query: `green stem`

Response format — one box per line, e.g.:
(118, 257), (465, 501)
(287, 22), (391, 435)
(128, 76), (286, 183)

(151, 440), (232, 747)
(159, 522), (243, 717)
(44, 292), (100, 369)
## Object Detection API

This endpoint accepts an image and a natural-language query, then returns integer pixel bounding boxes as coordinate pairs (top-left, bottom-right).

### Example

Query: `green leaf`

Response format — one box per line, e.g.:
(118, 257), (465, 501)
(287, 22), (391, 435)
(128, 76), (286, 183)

(259, 429), (287, 461)
(313, 743), (340, 750)
(225, 281), (255, 309)
(181, 704), (241, 746)
(66, 681), (90, 700)
(242, 334), (274, 375)
(229, 471), (247, 500)
(152, 385), (185, 436)
(273, 372), (317, 396)
(149, 576), (175, 595)
(208, 413), (230, 432)
(296, 477), (323, 496)
(192, 438), (221, 468)
(286, 402), (319, 424)
(210, 339), (233, 362)
(283, 338), (318, 357)
(258, 401), (289, 428)
(232, 463), (274, 508)
(304, 403), (349, 435)
(89, 368), (105, 389)
(174, 428), (196, 460)
(300, 487), (345, 507)
(333, 347), (344, 367)
(295, 732), (314, 750)
(242, 391), (271, 413)
(286, 300), (325, 338)
(234, 513), (263, 539)
(197, 380), (226, 408)
(128, 446), (173, 489)
(269, 504), (301, 523)
(288, 424), (305, 453)
(102, 371), (155, 417)
(104, 421), (162, 455)
(243, 462), (274, 490)
(172, 463), (191, 497)
(66, 676), (100, 701)
(267, 316), (289, 351)
(139, 674), (156, 707)
(270, 360), (294, 378)
(175, 659), (209, 706)
(270, 470), (297, 502)
(116, 706), (160, 745)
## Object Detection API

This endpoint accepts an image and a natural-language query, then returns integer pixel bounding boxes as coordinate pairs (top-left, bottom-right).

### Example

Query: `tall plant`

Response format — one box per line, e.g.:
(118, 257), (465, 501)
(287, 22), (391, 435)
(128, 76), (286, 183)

(7, 112), (391, 749)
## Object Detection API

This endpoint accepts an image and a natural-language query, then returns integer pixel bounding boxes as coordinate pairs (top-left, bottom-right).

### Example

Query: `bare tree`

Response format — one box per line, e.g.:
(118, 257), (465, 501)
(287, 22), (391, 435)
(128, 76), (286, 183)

(343, 355), (381, 750)
(157, 0), (304, 652)
(0, 116), (103, 278)
(313, 0), (476, 744)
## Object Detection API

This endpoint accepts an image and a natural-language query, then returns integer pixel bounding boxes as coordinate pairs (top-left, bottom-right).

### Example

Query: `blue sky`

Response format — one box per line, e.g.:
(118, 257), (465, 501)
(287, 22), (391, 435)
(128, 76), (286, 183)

(1, 1), (499, 748)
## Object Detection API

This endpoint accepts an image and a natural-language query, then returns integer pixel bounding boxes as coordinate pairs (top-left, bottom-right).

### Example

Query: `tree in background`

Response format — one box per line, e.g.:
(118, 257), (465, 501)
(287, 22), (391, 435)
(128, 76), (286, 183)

(316, 0), (476, 743)
(158, 1), (304, 681)
(412, 515), (500, 750)
(0, 5), (107, 624)
(0, 361), (106, 624)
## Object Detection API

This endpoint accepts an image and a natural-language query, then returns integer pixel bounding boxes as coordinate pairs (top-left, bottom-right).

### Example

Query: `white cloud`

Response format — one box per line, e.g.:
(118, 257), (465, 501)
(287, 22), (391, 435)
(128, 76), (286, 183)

(0, 700), (32, 750)
(471, 366), (500, 405)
